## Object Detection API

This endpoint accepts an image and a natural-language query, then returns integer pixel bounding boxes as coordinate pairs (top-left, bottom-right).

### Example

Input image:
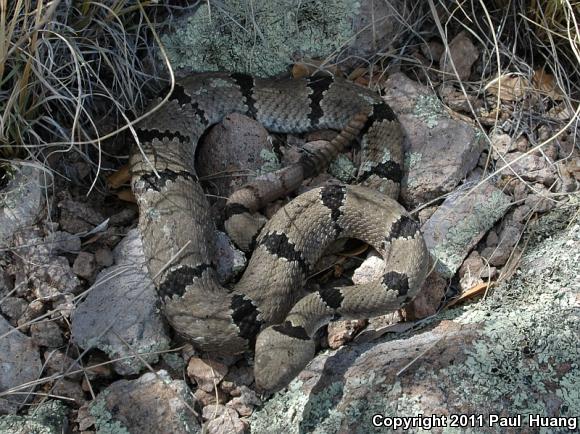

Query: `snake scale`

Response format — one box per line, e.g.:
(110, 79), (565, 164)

(129, 72), (430, 392)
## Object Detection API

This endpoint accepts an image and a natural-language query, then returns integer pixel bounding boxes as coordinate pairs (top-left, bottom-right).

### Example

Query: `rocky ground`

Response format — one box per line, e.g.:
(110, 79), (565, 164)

(1, 4), (579, 434)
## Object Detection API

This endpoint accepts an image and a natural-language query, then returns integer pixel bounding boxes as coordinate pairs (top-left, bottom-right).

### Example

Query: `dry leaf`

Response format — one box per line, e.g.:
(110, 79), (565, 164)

(446, 282), (491, 307)
(116, 188), (136, 203)
(485, 74), (530, 101)
(107, 164), (130, 189)
(291, 59), (341, 79)
(532, 68), (563, 100)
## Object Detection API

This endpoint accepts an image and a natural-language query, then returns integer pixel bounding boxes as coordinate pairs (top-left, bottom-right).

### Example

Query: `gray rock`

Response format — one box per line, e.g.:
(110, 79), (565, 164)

(203, 404), (246, 434)
(43, 349), (83, 381)
(525, 184), (558, 213)
(214, 231), (247, 283)
(72, 251), (96, 280)
(11, 229), (79, 302)
(0, 297), (27, 325)
(161, 0), (410, 78)
(51, 378), (85, 405)
(71, 229), (170, 375)
(0, 166), (45, 248)
(383, 73), (486, 208)
(226, 386), (261, 417)
(196, 113), (272, 199)
(439, 31), (479, 80)
(30, 321), (64, 348)
(94, 247), (114, 267)
(89, 370), (200, 434)
(0, 315), (42, 414)
(250, 210), (579, 433)
(496, 151), (557, 186)
(44, 230), (81, 253)
(0, 400), (67, 433)
(187, 357), (229, 393)
(421, 181), (511, 277)
(57, 195), (105, 234)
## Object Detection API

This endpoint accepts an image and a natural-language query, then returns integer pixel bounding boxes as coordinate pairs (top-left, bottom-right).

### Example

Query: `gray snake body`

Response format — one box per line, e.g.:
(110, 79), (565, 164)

(129, 72), (430, 391)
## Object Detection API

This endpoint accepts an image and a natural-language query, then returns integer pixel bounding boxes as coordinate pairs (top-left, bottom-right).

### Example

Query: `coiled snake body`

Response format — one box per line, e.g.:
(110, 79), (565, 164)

(129, 72), (429, 392)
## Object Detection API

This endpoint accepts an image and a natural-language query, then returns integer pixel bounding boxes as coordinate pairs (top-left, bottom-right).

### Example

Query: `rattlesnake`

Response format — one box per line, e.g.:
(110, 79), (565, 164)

(129, 72), (430, 392)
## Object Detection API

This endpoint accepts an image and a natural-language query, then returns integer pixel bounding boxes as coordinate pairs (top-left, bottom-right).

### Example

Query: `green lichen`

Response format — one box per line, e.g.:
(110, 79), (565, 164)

(257, 149), (282, 175)
(161, 0), (360, 77)
(89, 391), (131, 434)
(0, 400), (67, 434)
(329, 154), (355, 182)
(412, 95), (449, 128)
(431, 189), (511, 277)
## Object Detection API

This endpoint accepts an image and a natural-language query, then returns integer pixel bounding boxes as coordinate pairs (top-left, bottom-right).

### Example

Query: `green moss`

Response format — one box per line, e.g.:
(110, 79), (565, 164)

(0, 400), (67, 434)
(161, 0), (360, 76)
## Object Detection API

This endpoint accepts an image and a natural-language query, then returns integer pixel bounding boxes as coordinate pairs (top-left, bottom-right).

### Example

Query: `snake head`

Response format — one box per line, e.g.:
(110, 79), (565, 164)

(254, 323), (315, 392)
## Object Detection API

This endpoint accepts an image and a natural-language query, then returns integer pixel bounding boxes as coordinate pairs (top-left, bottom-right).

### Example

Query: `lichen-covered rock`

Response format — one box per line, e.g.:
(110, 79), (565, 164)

(0, 400), (67, 433)
(71, 229), (170, 375)
(89, 370), (200, 434)
(160, 0), (411, 77)
(421, 180), (511, 277)
(0, 166), (44, 248)
(383, 73), (486, 208)
(250, 204), (579, 433)
(11, 229), (80, 302)
(0, 316), (42, 414)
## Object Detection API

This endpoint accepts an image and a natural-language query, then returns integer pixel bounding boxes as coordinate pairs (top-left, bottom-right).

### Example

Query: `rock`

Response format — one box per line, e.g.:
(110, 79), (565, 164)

(421, 39), (444, 62)
(485, 230), (499, 247)
(44, 349), (83, 381)
(194, 388), (228, 407)
(0, 297), (27, 325)
(384, 73), (486, 208)
(403, 269), (447, 320)
(226, 386), (261, 417)
(16, 300), (46, 329)
(214, 231), (247, 283)
(496, 151), (557, 186)
(0, 400), (67, 433)
(0, 166), (45, 248)
(108, 207), (138, 226)
(0, 315), (42, 414)
(71, 229), (170, 375)
(440, 31), (479, 80)
(490, 132), (515, 159)
(45, 230), (81, 253)
(30, 321), (64, 348)
(196, 113), (272, 199)
(51, 378), (85, 405)
(438, 84), (479, 112)
(223, 365), (254, 388)
(327, 319), (367, 349)
(203, 404), (246, 434)
(459, 251), (496, 290)
(94, 247), (114, 267)
(162, 0), (410, 78)
(89, 371), (200, 434)
(352, 251), (383, 284)
(421, 180), (511, 277)
(480, 245), (512, 267)
(250, 210), (579, 432)
(187, 357), (229, 393)
(57, 195), (105, 234)
(73, 252), (96, 280)
(525, 184), (557, 213)
(12, 229), (80, 301)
